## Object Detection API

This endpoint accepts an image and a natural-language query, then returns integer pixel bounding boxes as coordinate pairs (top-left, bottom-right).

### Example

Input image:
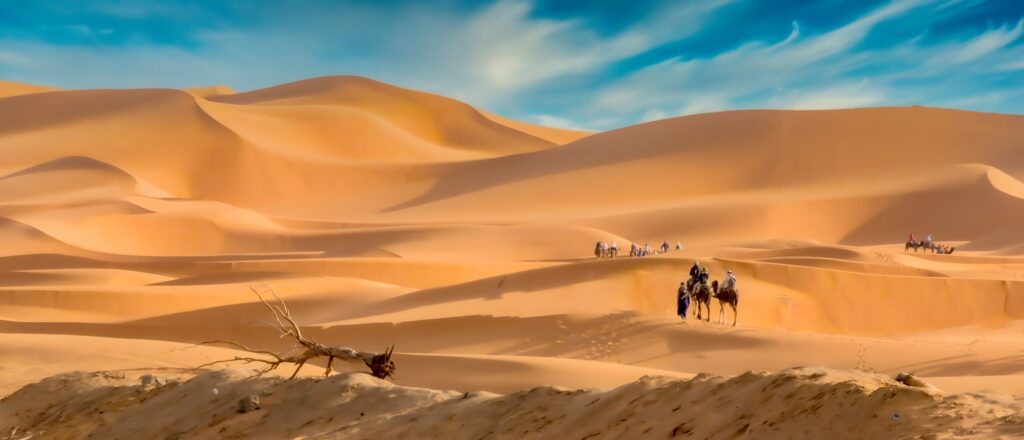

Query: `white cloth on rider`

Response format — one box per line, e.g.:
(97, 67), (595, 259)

(722, 272), (737, 291)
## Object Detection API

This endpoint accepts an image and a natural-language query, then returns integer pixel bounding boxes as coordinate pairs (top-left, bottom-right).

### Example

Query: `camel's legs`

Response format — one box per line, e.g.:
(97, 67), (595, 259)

(731, 303), (737, 326)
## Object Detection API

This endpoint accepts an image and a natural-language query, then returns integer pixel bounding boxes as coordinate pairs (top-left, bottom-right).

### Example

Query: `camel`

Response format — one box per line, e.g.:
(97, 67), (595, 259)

(905, 239), (922, 252)
(608, 244), (619, 258)
(594, 241), (607, 259)
(659, 241), (670, 254)
(711, 280), (739, 326)
(909, 241), (954, 255)
(689, 279), (712, 321)
(905, 239), (947, 254)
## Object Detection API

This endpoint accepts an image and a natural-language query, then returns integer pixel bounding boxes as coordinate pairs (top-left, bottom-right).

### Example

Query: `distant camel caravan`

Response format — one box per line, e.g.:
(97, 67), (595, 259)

(594, 240), (681, 259)
(594, 241), (619, 259)
(904, 236), (955, 254)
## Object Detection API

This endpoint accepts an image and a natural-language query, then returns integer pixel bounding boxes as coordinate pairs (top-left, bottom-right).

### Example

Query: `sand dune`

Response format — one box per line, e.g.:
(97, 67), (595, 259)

(208, 76), (584, 157)
(3, 367), (1022, 439)
(2, 76), (1024, 437)
(184, 85), (236, 98)
(0, 80), (56, 98)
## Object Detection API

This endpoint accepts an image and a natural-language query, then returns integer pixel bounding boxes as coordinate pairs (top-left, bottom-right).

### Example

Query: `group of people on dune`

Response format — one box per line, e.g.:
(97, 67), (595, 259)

(594, 240), (682, 259)
(906, 233), (955, 254)
(677, 261), (739, 326)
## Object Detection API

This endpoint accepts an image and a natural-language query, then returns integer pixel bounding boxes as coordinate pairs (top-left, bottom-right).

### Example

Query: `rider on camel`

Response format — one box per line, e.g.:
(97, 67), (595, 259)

(722, 270), (737, 291)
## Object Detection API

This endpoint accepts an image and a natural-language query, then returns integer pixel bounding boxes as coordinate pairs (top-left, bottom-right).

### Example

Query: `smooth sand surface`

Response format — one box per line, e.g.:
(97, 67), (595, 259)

(2, 76), (1023, 438)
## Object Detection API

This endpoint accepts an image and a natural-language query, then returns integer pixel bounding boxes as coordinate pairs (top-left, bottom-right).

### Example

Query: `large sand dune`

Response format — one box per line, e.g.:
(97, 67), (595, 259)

(1, 76), (1023, 437)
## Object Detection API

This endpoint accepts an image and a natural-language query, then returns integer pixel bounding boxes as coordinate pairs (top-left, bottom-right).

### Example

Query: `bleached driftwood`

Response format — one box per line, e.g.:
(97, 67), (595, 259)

(195, 286), (395, 379)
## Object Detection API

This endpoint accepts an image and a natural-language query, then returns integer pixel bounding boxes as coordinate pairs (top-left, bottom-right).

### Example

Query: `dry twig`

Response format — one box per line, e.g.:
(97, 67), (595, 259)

(195, 286), (396, 379)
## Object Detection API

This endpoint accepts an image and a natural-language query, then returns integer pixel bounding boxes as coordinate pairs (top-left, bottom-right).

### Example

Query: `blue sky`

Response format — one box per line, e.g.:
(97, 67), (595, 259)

(1, 0), (1022, 129)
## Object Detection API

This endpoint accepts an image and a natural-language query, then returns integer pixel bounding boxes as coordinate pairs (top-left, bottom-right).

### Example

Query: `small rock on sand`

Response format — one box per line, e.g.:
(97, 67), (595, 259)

(238, 395), (260, 413)
(895, 372), (941, 393)
(140, 374), (165, 387)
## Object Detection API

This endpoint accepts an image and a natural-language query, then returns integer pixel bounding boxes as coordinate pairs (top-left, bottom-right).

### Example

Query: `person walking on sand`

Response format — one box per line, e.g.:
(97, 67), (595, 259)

(675, 242), (682, 251)
(677, 281), (690, 320)
(630, 243), (638, 257)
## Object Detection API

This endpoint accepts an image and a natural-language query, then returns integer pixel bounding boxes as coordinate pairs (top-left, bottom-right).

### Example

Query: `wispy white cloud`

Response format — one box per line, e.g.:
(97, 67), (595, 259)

(531, 114), (589, 130)
(582, 0), (1024, 127)
(777, 81), (887, 110)
(941, 18), (1024, 64)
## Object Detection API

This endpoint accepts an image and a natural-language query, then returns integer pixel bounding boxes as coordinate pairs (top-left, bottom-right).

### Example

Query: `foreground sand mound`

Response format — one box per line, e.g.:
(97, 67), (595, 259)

(1, 368), (1021, 439)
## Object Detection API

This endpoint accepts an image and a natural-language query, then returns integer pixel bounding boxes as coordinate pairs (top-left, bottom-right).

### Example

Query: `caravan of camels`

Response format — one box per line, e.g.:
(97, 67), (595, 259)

(591, 233), (962, 329)
(592, 240), (737, 326)
(905, 234), (956, 254)
(593, 240), (681, 259)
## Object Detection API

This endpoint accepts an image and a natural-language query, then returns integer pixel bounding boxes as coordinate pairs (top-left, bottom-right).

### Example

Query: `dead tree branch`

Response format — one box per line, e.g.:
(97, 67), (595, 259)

(194, 286), (396, 379)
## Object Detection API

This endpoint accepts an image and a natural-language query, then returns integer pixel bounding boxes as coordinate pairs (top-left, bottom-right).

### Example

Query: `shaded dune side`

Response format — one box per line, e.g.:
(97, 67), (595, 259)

(0, 88), (427, 217)
(385, 107), (1024, 213)
(0, 79), (584, 218)
(4, 251), (1022, 336)
(0, 88), (250, 200)
(571, 163), (1024, 247)
(209, 75), (570, 155)
(478, 109), (592, 144)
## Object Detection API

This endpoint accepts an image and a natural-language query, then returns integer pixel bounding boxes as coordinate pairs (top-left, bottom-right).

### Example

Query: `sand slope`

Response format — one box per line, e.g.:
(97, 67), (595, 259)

(3, 368), (1022, 439)
(2, 76), (1024, 437)
(0, 80), (56, 98)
